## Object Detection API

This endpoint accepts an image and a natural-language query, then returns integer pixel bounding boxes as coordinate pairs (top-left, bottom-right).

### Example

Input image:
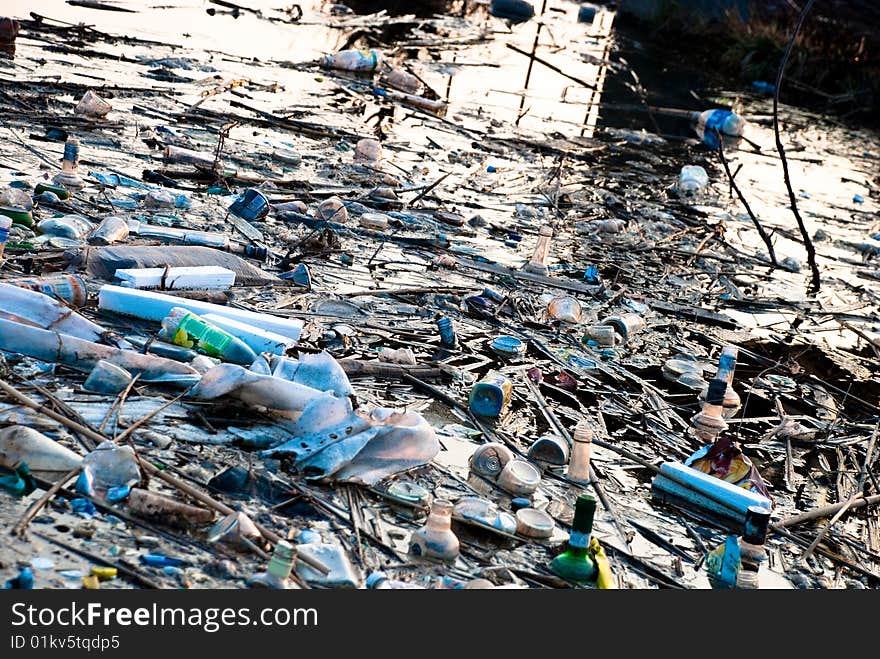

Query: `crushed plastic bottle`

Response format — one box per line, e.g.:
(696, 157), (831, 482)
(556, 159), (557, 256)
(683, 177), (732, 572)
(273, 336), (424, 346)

(77, 441), (141, 500)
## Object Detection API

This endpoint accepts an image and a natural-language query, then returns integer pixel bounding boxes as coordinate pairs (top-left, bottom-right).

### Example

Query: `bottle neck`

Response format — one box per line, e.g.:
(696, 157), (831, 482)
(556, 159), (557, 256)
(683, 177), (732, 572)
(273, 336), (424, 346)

(565, 530), (592, 557)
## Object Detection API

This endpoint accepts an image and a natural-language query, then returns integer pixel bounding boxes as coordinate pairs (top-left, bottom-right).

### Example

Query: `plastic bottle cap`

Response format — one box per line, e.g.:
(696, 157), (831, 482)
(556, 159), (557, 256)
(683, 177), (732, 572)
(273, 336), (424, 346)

(510, 497), (531, 511)
(365, 571), (387, 588)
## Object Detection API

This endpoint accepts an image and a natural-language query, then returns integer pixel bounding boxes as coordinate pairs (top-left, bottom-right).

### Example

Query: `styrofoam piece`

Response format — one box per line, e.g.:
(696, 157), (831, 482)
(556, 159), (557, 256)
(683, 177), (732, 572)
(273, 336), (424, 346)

(115, 266), (236, 291)
(651, 461), (772, 523)
(201, 314), (296, 356)
(98, 285), (303, 343)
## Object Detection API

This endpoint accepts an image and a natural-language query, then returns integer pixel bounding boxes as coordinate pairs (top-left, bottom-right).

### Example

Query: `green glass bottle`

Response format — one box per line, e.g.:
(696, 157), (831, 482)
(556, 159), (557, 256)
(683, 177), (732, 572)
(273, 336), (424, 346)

(551, 494), (598, 584)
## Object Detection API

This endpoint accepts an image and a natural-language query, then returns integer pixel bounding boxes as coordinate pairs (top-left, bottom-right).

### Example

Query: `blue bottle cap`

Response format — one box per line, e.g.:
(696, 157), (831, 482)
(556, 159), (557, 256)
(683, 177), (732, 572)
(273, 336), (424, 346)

(510, 497), (531, 511)
(365, 571), (387, 588)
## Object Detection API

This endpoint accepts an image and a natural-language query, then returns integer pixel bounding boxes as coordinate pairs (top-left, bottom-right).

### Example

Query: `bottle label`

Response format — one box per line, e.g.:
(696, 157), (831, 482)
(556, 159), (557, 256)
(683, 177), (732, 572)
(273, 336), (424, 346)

(63, 142), (80, 165)
(359, 49), (378, 70)
(569, 530), (591, 550)
(717, 352), (736, 381)
(175, 313), (233, 357)
(704, 110), (732, 134)
(0, 226), (7, 243)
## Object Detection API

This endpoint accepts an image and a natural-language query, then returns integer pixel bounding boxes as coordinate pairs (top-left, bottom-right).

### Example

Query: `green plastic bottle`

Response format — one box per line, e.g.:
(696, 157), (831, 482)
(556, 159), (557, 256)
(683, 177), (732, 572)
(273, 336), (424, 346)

(551, 494), (598, 585)
(159, 307), (257, 365)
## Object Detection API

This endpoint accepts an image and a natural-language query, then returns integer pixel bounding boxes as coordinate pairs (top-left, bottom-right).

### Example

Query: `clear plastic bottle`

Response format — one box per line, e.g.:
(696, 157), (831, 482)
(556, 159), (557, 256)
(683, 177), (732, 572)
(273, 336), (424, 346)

(89, 216), (130, 246)
(678, 165), (709, 198)
(409, 500), (460, 563)
(567, 421), (593, 484)
(692, 378), (729, 441)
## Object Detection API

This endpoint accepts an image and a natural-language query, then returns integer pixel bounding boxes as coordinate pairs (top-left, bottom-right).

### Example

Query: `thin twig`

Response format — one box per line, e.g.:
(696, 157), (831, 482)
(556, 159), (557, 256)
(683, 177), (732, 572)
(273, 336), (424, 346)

(716, 132), (778, 267)
(772, 0), (821, 293)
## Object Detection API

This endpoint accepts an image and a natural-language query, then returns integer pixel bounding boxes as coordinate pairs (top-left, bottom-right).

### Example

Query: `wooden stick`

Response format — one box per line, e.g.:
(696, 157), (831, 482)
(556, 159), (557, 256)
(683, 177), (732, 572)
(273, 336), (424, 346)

(798, 491), (862, 561)
(772, 494), (880, 530)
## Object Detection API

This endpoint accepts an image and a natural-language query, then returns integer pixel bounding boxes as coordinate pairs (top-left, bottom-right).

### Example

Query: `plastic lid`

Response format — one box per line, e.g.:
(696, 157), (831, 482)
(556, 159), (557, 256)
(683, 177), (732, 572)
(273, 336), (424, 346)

(510, 497), (531, 511)
(365, 571), (387, 588)
(515, 508), (554, 538)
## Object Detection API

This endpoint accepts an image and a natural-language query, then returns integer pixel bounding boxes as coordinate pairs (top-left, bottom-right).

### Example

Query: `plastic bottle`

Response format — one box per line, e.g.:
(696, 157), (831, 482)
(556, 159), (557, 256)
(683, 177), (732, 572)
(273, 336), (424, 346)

(698, 345), (741, 418)
(37, 214), (94, 239)
(53, 137), (85, 191)
(5, 274), (88, 307)
(523, 226), (553, 276)
(380, 67), (421, 94)
(366, 571), (425, 589)
(567, 421), (593, 484)
(322, 49), (384, 72)
(436, 316), (456, 347)
(159, 307), (257, 365)
(248, 540), (296, 589)
(550, 494), (598, 584)
(89, 216), (130, 246)
(378, 347), (416, 365)
(469, 371), (513, 418)
(409, 500), (460, 563)
(678, 165), (709, 198)
(690, 109), (746, 137)
(692, 378), (729, 441)
(78, 441), (140, 499)
(163, 145), (217, 169)
(736, 505), (770, 589)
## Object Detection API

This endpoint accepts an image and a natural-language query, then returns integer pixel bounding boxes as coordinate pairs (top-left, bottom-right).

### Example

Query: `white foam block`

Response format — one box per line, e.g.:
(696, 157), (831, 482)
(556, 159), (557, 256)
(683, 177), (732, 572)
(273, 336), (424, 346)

(114, 266), (236, 290)
(98, 285), (303, 343)
(201, 313), (296, 356)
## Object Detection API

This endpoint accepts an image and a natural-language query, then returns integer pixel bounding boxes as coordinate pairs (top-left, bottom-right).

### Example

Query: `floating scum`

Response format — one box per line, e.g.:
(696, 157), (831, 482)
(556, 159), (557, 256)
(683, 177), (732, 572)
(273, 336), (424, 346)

(0, 0), (877, 590)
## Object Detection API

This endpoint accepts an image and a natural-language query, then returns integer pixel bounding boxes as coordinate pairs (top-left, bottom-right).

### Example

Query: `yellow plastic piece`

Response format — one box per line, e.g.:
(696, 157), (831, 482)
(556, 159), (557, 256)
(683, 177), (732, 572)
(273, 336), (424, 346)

(589, 537), (616, 589)
(91, 566), (117, 582)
